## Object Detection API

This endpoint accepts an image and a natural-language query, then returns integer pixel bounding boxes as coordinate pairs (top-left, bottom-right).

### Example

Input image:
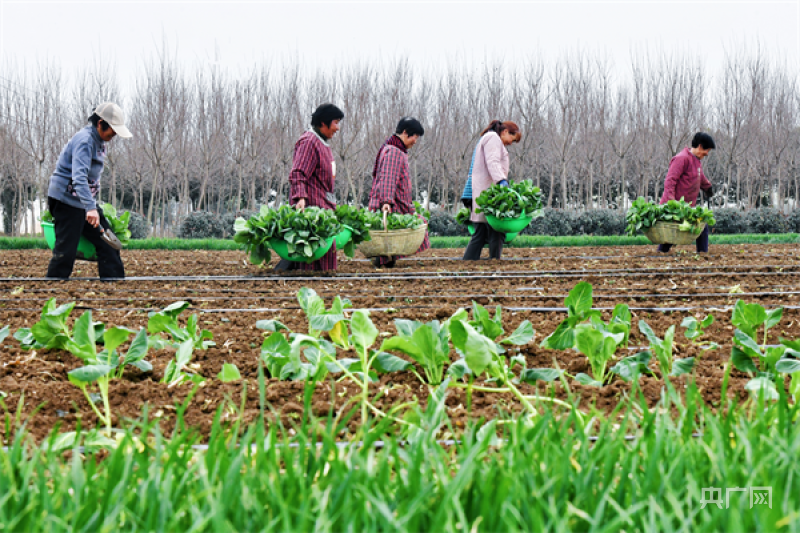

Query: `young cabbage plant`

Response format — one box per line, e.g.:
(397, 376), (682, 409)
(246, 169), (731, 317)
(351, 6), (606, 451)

(775, 343), (800, 402)
(64, 312), (151, 377)
(608, 304), (632, 348)
(727, 301), (789, 400)
(14, 299), (83, 350)
(448, 319), (538, 417)
(259, 310), (409, 388)
(332, 310), (393, 424)
(733, 339), (800, 402)
(65, 312), (150, 432)
(638, 321), (695, 377)
(147, 301), (214, 351)
(162, 339), (205, 386)
(468, 302), (535, 351)
(379, 310), (467, 385)
(297, 287), (352, 343)
(100, 203), (132, 245)
(732, 300), (783, 348)
(68, 364), (115, 432)
(572, 323), (625, 386)
(0, 325), (8, 344)
(732, 344), (799, 403)
(540, 282), (602, 350)
(681, 314), (719, 352)
(609, 352), (654, 382)
(260, 332), (334, 382)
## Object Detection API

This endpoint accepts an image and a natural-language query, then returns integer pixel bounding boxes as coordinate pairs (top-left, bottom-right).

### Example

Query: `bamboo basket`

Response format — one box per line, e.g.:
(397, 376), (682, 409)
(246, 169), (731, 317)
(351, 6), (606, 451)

(358, 212), (428, 258)
(643, 221), (704, 245)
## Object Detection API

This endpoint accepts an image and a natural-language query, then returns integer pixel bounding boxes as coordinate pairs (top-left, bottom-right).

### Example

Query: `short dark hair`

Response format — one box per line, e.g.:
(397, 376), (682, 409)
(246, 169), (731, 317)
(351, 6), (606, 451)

(395, 116), (424, 137)
(691, 132), (716, 150)
(88, 112), (111, 132)
(311, 103), (344, 128)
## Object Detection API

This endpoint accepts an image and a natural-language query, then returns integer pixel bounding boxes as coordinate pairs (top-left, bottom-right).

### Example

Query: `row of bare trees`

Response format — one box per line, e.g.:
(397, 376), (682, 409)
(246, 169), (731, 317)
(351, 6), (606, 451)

(1, 47), (798, 235)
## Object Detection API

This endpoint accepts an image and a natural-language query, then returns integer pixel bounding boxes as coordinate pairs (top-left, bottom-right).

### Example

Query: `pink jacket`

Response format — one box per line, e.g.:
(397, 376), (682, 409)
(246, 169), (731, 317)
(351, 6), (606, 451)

(660, 147), (712, 207)
(470, 131), (509, 223)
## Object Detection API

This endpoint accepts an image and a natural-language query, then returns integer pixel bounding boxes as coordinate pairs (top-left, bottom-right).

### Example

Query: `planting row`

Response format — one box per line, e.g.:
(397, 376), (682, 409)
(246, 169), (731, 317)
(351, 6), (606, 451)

(3, 280), (799, 438)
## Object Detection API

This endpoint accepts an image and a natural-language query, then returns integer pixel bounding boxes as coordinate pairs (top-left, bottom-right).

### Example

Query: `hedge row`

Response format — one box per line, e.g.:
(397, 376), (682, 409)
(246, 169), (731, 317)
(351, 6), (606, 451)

(429, 207), (800, 237)
(175, 207), (800, 239)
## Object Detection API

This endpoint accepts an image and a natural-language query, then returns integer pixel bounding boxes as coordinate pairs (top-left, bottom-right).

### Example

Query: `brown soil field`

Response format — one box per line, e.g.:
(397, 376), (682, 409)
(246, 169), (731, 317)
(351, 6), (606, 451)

(1, 244), (798, 441)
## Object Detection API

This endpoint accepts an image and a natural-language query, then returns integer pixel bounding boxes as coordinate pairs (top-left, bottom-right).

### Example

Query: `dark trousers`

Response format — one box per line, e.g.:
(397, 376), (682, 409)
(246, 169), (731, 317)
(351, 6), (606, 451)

(657, 224), (709, 253)
(463, 222), (505, 260)
(46, 198), (125, 279)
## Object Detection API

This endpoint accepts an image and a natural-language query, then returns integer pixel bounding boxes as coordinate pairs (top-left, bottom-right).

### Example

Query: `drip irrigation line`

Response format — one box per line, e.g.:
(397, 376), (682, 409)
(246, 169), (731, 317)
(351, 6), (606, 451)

(4, 269), (800, 284)
(2, 288), (799, 307)
(10, 280), (800, 297)
(6, 303), (800, 314)
(3, 261), (800, 283)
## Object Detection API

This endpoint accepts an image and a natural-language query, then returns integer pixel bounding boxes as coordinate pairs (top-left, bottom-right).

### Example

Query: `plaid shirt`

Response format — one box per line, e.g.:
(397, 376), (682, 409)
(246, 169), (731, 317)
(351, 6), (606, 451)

(369, 145), (413, 214)
(368, 143), (430, 264)
(288, 130), (337, 271)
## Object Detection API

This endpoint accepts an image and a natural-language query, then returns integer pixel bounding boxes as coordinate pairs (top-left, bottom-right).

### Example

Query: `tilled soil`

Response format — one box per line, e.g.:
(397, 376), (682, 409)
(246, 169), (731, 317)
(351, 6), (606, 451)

(1, 243), (798, 442)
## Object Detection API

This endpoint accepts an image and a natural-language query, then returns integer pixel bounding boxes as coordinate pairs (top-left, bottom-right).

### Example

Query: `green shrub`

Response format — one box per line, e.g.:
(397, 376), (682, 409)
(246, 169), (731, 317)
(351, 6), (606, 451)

(712, 208), (748, 234)
(427, 210), (467, 237)
(523, 209), (577, 236)
(127, 212), (151, 239)
(745, 208), (788, 234)
(178, 211), (225, 239)
(787, 209), (800, 233)
(574, 209), (625, 236)
(222, 210), (258, 239)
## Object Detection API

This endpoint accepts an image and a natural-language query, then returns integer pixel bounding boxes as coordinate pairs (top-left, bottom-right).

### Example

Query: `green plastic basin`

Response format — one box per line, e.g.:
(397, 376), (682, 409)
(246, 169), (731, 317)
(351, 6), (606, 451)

(41, 221), (98, 261)
(485, 214), (533, 234)
(269, 237), (334, 263)
(335, 228), (352, 249)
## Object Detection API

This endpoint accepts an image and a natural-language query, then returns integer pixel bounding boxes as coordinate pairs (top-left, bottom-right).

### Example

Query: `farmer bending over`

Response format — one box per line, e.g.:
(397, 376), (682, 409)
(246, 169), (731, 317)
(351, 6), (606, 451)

(275, 103), (344, 272)
(46, 103), (131, 280)
(657, 132), (714, 254)
(367, 117), (431, 268)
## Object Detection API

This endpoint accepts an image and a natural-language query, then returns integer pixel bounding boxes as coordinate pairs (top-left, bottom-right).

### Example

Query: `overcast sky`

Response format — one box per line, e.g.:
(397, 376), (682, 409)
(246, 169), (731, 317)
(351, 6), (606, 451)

(0, 0), (797, 89)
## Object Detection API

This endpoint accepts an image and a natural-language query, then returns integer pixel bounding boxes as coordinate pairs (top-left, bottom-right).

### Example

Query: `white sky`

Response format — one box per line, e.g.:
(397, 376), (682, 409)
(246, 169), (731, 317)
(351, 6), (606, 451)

(0, 0), (797, 89)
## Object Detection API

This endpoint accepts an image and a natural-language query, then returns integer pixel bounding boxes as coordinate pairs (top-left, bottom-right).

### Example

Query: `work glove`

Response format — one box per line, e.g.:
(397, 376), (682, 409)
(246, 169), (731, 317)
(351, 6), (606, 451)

(702, 187), (713, 201)
(499, 180), (509, 187)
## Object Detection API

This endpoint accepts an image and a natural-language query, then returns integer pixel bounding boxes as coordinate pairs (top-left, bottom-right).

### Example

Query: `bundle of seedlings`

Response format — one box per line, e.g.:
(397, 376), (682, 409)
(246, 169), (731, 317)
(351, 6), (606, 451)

(333, 205), (373, 258)
(625, 197), (716, 244)
(475, 180), (544, 234)
(234, 205), (341, 265)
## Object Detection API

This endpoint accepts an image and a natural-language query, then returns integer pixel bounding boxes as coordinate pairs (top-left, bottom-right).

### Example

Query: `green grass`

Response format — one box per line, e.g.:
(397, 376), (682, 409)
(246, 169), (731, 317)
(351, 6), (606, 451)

(1, 233), (798, 251)
(431, 233), (800, 248)
(1, 380), (798, 532)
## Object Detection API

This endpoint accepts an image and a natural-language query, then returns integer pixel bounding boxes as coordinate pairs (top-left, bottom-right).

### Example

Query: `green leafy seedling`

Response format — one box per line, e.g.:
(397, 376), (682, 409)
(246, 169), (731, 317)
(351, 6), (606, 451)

(639, 320), (694, 377)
